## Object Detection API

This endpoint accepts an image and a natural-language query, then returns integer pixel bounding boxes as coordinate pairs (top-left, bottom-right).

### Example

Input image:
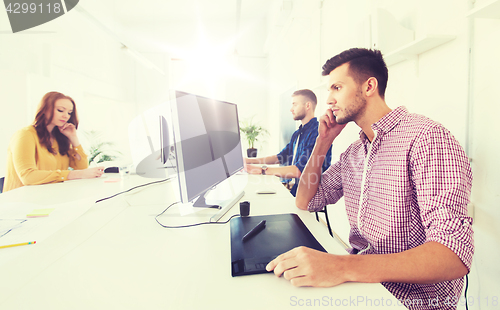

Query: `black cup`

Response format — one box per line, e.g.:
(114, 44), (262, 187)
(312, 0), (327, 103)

(239, 201), (250, 217)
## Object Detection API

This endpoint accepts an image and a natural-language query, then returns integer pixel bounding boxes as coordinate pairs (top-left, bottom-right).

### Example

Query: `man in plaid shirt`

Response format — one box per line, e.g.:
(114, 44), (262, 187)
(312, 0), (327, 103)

(266, 48), (473, 310)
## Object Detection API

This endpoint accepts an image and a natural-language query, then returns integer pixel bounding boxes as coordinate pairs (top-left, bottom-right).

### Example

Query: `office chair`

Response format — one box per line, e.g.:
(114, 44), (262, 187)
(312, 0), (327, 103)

(315, 205), (333, 237)
(0, 177), (4, 194)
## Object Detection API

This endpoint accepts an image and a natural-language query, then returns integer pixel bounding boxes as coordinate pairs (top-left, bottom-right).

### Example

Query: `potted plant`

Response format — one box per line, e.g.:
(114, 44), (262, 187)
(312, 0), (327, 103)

(84, 130), (121, 165)
(240, 118), (268, 158)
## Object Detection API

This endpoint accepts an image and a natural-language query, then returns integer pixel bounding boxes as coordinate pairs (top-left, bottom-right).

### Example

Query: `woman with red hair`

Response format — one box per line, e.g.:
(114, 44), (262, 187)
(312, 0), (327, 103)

(4, 91), (104, 192)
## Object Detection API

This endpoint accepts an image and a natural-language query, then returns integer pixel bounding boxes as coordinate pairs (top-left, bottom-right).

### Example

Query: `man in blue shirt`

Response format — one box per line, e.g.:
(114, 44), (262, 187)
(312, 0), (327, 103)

(245, 89), (332, 196)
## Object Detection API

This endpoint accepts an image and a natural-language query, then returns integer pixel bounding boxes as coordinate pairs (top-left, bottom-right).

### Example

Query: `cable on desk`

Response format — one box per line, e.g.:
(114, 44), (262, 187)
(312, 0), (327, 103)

(155, 201), (239, 228)
(464, 274), (469, 310)
(95, 178), (172, 204)
(0, 219), (27, 238)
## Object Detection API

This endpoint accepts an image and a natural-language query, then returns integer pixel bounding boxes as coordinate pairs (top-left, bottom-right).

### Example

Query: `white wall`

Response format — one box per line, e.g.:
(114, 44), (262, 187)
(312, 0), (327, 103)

(0, 6), (170, 176)
(266, 0), (499, 307)
(119, 14), (270, 154)
(467, 1), (500, 307)
(0, 2), (269, 176)
(266, 0), (324, 154)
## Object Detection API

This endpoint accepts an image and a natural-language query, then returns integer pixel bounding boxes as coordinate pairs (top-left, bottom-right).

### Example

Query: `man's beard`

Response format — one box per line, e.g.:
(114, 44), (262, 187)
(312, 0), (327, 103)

(334, 90), (367, 125)
(293, 111), (306, 121)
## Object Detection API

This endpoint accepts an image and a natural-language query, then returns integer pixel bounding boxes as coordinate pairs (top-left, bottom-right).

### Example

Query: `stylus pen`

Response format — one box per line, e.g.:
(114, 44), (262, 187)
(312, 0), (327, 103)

(242, 220), (266, 242)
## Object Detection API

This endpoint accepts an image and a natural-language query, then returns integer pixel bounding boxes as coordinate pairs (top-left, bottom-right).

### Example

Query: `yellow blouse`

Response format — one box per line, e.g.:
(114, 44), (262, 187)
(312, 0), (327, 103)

(4, 126), (88, 192)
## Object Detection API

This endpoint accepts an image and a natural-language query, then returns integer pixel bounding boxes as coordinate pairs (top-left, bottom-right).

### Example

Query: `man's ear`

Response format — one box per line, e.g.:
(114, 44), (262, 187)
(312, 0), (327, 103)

(364, 77), (378, 97)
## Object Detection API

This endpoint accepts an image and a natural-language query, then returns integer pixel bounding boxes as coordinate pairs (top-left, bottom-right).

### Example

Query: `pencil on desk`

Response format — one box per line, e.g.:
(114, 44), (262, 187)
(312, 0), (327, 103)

(0, 241), (36, 249)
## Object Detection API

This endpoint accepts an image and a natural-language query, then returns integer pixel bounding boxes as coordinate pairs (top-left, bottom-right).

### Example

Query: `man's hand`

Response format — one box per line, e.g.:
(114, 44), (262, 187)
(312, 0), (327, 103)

(318, 108), (347, 144)
(267, 242), (470, 287)
(266, 246), (349, 287)
(244, 164), (263, 175)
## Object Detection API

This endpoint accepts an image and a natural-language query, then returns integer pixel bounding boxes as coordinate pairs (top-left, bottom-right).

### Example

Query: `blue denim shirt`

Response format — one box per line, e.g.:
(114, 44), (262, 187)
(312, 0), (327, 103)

(277, 117), (332, 196)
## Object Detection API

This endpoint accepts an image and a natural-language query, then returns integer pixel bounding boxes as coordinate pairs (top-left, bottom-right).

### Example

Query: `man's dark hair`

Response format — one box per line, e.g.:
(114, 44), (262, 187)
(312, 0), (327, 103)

(322, 48), (388, 98)
(292, 89), (317, 106)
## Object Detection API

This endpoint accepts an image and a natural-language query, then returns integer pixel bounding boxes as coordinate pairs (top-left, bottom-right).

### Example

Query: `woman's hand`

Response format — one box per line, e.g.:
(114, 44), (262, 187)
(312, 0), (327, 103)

(59, 123), (77, 139)
(67, 167), (105, 180)
(59, 123), (81, 147)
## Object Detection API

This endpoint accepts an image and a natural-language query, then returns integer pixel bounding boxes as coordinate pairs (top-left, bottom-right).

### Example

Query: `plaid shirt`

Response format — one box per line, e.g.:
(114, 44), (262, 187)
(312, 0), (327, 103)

(308, 106), (473, 310)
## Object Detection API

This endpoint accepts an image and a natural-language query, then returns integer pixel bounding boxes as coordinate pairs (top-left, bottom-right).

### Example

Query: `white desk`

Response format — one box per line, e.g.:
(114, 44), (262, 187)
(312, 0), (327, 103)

(0, 174), (398, 309)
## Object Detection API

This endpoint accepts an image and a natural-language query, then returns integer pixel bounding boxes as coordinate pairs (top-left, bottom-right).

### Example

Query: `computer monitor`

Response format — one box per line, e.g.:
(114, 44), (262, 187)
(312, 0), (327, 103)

(160, 115), (170, 165)
(128, 104), (173, 178)
(170, 91), (245, 222)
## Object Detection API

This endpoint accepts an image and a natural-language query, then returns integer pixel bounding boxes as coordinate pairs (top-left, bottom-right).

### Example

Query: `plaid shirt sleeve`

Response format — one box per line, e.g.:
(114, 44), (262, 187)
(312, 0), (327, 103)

(410, 125), (474, 270)
(307, 155), (345, 212)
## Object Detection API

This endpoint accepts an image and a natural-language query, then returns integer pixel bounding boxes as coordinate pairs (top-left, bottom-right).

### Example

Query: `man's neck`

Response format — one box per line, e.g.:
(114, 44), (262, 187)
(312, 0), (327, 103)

(356, 99), (392, 142)
(300, 114), (314, 126)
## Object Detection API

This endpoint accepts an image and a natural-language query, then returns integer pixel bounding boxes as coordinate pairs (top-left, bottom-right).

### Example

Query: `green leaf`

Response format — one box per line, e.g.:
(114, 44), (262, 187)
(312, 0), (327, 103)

(84, 130), (122, 165)
(239, 117), (268, 149)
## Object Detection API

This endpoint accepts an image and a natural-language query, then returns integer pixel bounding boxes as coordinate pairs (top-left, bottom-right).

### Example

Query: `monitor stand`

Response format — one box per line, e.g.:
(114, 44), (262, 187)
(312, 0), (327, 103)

(192, 189), (245, 223)
(192, 194), (221, 209)
(135, 151), (167, 179)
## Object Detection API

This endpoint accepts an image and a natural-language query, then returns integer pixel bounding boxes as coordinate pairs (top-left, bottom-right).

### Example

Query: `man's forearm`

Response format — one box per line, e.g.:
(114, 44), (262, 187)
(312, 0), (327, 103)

(266, 165), (301, 179)
(266, 241), (469, 288)
(345, 241), (468, 284)
(246, 155), (280, 165)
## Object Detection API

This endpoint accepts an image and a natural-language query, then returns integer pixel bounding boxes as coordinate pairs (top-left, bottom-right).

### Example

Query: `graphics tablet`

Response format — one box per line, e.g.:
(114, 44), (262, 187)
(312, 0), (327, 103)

(230, 213), (326, 277)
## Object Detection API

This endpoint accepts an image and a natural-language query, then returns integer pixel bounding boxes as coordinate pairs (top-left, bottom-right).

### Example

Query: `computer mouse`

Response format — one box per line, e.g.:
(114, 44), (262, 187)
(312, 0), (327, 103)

(104, 167), (119, 173)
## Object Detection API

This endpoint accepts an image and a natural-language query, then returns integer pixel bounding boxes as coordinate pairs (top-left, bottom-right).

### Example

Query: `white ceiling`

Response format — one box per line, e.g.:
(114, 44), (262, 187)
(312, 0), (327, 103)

(80, 0), (275, 56)
(114, 0), (272, 23)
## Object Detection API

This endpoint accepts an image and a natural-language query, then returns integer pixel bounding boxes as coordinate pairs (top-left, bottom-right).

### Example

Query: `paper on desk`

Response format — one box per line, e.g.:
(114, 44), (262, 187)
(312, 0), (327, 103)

(26, 208), (55, 218)
(104, 178), (121, 183)
(0, 199), (95, 265)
